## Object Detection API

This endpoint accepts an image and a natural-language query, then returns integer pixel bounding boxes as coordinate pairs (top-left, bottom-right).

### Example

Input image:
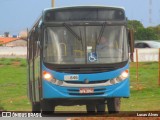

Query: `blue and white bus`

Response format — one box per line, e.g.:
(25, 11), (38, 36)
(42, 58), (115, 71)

(27, 6), (134, 114)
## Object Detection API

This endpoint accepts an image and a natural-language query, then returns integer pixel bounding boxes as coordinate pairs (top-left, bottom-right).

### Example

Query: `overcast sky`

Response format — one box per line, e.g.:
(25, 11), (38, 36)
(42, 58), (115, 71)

(0, 0), (160, 35)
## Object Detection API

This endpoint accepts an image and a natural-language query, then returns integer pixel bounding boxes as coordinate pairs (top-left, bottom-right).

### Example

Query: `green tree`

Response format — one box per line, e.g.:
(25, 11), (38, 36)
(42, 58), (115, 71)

(135, 27), (159, 40)
(128, 20), (144, 40)
(148, 25), (160, 40)
(128, 20), (144, 31)
(128, 20), (160, 40)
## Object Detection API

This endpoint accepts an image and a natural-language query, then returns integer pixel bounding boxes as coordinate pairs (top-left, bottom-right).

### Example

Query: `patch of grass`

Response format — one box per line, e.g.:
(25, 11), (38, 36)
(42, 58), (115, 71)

(0, 58), (6, 61)
(121, 87), (160, 111)
(0, 100), (5, 111)
(0, 59), (30, 111)
(121, 62), (160, 111)
(0, 58), (26, 66)
(19, 59), (27, 67)
(0, 58), (12, 65)
(130, 62), (159, 89)
(14, 58), (22, 62)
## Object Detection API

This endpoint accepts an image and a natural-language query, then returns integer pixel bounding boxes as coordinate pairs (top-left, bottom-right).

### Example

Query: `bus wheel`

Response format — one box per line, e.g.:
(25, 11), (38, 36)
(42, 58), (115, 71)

(86, 104), (96, 113)
(96, 103), (106, 113)
(41, 100), (54, 115)
(32, 102), (41, 113)
(107, 98), (121, 114)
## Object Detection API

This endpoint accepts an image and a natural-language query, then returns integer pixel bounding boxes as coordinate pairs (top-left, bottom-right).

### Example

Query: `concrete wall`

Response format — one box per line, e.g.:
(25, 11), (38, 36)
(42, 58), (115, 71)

(0, 46), (27, 58)
(0, 47), (159, 61)
(133, 48), (159, 62)
(3, 39), (27, 47)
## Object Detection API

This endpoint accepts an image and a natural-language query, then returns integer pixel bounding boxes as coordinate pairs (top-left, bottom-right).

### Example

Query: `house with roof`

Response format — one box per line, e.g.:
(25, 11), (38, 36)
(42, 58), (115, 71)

(0, 37), (27, 46)
(0, 37), (27, 58)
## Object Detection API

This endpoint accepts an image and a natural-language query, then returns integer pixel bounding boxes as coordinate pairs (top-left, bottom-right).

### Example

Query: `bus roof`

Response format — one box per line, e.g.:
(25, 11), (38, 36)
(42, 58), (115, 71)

(43, 5), (125, 12)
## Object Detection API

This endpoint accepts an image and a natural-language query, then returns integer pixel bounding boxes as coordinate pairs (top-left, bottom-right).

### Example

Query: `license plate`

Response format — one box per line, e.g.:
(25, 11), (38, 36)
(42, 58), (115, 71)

(79, 88), (94, 94)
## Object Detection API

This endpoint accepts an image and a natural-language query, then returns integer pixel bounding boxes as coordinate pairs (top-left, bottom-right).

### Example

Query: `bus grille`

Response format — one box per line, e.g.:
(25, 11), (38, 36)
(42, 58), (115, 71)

(44, 61), (127, 74)
(65, 80), (108, 84)
(54, 67), (115, 74)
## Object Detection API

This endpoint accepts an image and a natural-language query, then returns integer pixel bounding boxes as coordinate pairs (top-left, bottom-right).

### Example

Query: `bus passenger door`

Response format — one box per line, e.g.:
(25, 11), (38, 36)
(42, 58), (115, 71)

(27, 35), (34, 102)
(32, 31), (41, 103)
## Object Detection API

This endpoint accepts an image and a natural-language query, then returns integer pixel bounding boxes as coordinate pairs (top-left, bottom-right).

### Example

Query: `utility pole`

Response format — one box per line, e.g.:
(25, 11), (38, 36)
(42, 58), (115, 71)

(149, 0), (152, 24)
(52, 0), (54, 7)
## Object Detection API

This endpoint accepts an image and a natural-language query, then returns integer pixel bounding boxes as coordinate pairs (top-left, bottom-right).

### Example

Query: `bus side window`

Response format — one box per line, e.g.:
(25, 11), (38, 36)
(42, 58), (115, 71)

(33, 30), (39, 58)
(28, 34), (34, 61)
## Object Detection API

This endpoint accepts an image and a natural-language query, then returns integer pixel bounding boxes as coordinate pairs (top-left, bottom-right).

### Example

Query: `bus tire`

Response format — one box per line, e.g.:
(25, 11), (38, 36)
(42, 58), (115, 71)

(107, 98), (121, 114)
(32, 102), (41, 113)
(96, 103), (106, 113)
(86, 104), (96, 113)
(41, 100), (54, 115)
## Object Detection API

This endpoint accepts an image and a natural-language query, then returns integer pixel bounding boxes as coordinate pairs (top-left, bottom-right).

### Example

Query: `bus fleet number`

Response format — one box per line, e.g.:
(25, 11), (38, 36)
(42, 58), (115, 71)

(64, 75), (79, 81)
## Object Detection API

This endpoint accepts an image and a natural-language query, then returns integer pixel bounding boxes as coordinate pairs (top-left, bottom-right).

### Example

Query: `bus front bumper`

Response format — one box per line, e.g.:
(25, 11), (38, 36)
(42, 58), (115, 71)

(42, 78), (130, 99)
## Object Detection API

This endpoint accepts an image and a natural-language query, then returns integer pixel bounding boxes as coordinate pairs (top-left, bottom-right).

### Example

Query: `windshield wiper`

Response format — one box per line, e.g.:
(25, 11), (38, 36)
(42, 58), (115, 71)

(97, 22), (107, 44)
(95, 22), (106, 52)
(63, 23), (82, 41)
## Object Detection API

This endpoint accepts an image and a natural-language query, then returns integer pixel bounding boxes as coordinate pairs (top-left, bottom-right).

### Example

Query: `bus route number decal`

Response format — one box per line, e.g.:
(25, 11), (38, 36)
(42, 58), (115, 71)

(64, 75), (79, 81)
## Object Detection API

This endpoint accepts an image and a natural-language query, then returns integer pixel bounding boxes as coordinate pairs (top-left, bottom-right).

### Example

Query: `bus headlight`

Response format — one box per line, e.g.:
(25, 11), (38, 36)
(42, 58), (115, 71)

(43, 71), (53, 81)
(109, 69), (129, 85)
(120, 69), (129, 79)
(43, 71), (58, 84)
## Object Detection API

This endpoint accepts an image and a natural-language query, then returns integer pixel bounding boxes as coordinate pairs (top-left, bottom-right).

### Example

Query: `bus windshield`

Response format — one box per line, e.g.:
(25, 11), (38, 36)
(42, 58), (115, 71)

(43, 25), (128, 64)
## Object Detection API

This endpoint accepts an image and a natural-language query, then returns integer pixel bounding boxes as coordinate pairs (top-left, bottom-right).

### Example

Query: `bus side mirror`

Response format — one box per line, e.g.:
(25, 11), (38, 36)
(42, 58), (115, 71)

(128, 29), (134, 62)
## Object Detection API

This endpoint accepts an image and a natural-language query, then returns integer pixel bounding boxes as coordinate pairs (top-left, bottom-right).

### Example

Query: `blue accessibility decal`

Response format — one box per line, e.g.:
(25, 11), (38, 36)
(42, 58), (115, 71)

(88, 52), (98, 62)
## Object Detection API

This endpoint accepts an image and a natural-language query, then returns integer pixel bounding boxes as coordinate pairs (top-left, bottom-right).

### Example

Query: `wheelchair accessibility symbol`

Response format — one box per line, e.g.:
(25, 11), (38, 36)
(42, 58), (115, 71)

(88, 52), (98, 62)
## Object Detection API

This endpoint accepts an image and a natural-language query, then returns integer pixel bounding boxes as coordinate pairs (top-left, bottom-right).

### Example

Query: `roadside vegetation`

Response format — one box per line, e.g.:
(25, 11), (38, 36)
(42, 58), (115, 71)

(128, 20), (160, 40)
(0, 100), (5, 112)
(0, 58), (30, 111)
(0, 58), (160, 112)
